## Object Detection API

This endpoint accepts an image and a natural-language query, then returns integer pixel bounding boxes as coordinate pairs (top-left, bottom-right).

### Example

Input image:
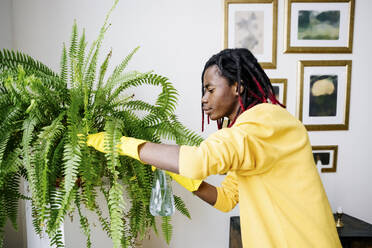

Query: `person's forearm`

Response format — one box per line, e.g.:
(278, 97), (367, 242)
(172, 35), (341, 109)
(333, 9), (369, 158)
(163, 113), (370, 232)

(138, 142), (180, 173)
(193, 181), (217, 206)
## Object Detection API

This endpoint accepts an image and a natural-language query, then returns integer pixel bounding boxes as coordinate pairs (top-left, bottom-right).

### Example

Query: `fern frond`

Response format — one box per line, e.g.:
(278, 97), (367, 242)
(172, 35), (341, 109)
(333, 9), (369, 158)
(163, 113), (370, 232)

(34, 112), (65, 216)
(174, 195), (191, 219)
(104, 118), (123, 174)
(60, 44), (68, 86)
(3, 172), (21, 229)
(69, 21), (78, 58)
(104, 118), (126, 247)
(107, 73), (159, 103)
(96, 50), (112, 94)
(96, 186), (112, 236)
(69, 21), (79, 86)
(47, 187), (65, 225)
(50, 229), (65, 248)
(63, 140), (81, 194)
(77, 29), (87, 78)
(108, 182), (125, 248)
(0, 148), (22, 189)
(94, 71), (150, 114)
(48, 186), (76, 237)
(28, 77), (62, 119)
(2, 74), (27, 107)
(75, 191), (92, 248)
(128, 200), (143, 238)
(79, 140), (101, 210)
(0, 133), (10, 173)
(49, 139), (65, 185)
(169, 115), (203, 145)
(105, 46), (140, 92)
(0, 49), (58, 77)
(21, 116), (41, 205)
(83, 47), (98, 109)
(161, 216), (172, 245)
(1, 107), (23, 135)
(153, 76), (179, 116)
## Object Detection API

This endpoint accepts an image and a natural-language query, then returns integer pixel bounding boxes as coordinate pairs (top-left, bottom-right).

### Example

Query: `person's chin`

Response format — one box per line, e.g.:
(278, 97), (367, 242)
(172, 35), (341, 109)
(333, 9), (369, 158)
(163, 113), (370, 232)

(208, 114), (220, 121)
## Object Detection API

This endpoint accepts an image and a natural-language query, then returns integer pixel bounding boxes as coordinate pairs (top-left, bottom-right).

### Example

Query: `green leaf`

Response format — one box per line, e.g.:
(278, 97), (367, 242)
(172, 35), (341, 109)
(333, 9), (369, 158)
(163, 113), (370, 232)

(161, 216), (172, 245)
(174, 195), (191, 219)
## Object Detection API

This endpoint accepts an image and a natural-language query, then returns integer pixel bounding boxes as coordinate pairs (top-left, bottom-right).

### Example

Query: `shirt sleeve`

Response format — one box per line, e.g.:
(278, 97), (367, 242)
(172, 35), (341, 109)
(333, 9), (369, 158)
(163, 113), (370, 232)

(178, 104), (305, 179)
(179, 122), (279, 179)
(213, 172), (239, 212)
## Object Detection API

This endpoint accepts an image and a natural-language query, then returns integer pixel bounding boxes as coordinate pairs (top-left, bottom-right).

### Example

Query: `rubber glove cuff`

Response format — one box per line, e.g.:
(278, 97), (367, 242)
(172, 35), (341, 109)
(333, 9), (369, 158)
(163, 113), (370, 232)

(151, 166), (202, 192)
(118, 136), (147, 161)
(87, 132), (147, 162)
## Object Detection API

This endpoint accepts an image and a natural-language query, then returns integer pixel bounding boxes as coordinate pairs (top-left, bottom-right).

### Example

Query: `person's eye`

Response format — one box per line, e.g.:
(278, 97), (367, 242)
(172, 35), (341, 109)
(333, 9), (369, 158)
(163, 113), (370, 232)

(208, 88), (214, 93)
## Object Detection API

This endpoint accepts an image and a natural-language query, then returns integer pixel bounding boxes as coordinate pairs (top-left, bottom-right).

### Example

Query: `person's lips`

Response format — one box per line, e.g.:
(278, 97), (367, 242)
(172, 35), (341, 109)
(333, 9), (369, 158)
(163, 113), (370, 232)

(203, 108), (212, 114)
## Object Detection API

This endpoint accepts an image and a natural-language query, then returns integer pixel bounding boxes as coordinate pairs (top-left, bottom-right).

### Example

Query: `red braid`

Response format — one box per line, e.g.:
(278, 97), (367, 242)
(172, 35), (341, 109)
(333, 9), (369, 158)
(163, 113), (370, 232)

(202, 109), (205, 132)
(252, 77), (267, 103)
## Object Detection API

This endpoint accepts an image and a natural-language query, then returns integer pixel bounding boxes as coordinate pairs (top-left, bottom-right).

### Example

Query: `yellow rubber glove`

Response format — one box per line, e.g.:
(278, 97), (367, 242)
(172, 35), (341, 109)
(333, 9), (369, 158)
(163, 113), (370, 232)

(87, 132), (146, 162)
(87, 132), (202, 192)
(151, 166), (202, 192)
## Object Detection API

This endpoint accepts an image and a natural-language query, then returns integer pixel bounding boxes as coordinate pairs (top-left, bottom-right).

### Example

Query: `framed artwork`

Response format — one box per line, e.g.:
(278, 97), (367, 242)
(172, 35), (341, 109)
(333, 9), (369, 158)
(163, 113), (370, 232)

(270, 78), (288, 106)
(297, 60), (351, 131)
(312, 145), (338, 173)
(285, 0), (355, 53)
(224, 0), (278, 69)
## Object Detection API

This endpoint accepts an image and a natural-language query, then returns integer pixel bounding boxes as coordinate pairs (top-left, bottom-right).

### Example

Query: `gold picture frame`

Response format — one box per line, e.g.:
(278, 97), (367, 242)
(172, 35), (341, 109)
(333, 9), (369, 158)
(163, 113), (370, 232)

(224, 0), (278, 69)
(312, 145), (338, 173)
(297, 60), (352, 131)
(270, 78), (288, 106)
(285, 0), (355, 53)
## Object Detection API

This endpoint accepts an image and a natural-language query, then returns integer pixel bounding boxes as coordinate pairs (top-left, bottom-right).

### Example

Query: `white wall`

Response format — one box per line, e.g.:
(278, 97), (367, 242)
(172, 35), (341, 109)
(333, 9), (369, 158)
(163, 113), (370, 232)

(0, 1), (28, 247)
(0, 0), (13, 50)
(4, 0), (372, 247)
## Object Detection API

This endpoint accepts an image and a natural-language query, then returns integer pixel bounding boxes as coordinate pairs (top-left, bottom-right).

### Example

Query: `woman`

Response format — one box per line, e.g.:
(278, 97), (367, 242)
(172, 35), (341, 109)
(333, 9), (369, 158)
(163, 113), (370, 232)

(88, 48), (341, 247)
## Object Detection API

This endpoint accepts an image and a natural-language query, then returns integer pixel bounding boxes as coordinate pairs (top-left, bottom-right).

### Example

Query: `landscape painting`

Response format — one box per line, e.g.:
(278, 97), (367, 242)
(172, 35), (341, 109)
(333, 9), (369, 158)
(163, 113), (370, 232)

(285, 0), (354, 53)
(298, 10), (340, 40)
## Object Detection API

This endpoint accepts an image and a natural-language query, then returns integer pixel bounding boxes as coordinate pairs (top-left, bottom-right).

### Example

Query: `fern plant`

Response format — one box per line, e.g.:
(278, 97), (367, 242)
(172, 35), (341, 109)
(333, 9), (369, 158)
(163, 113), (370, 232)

(0, 1), (202, 247)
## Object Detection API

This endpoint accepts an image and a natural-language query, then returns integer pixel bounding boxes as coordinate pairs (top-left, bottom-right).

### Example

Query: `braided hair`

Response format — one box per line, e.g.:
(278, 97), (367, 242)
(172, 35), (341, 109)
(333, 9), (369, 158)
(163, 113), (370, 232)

(201, 48), (284, 130)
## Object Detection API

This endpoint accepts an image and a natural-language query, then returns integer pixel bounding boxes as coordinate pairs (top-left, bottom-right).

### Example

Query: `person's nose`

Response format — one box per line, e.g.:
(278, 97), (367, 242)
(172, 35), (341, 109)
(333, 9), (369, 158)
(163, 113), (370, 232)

(201, 93), (208, 105)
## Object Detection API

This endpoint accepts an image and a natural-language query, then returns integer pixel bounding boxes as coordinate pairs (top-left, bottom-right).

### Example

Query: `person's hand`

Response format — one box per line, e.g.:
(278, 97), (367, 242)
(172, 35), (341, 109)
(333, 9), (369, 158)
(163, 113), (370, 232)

(87, 132), (147, 161)
(87, 133), (202, 192)
(86, 132), (106, 153)
(151, 166), (202, 192)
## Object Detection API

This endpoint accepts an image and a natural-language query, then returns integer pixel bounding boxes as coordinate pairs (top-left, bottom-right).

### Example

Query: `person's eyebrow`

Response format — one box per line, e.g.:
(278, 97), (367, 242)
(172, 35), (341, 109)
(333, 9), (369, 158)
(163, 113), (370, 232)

(203, 82), (215, 89)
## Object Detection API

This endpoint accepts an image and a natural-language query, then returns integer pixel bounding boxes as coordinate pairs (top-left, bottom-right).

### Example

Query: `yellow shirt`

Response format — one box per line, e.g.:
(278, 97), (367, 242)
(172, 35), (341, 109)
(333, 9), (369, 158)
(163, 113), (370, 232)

(179, 103), (341, 248)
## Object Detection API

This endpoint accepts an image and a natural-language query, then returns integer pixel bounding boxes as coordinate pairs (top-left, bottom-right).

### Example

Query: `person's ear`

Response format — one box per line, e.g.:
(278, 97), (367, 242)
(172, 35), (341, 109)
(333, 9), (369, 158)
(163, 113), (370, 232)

(233, 82), (244, 95)
(239, 84), (244, 94)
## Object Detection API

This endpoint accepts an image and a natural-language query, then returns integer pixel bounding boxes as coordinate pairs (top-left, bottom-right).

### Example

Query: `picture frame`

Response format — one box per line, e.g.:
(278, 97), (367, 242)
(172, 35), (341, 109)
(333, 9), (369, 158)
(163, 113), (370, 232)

(297, 60), (352, 131)
(224, 0), (278, 69)
(285, 0), (355, 53)
(270, 78), (288, 106)
(312, 145), (338, 173)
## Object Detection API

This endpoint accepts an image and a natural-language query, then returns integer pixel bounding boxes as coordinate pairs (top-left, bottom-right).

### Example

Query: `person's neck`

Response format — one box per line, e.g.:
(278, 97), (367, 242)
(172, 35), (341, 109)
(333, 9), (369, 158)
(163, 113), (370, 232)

(227, 108), (242, 128)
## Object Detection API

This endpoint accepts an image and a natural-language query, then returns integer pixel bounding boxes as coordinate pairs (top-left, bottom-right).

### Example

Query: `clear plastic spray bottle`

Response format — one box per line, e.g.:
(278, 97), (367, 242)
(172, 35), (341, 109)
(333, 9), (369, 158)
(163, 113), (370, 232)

(149, 169), (175, 216)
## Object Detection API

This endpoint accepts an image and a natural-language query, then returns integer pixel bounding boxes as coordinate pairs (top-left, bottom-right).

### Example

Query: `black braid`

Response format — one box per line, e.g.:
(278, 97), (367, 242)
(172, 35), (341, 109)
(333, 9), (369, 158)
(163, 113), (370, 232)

(201, 48), (283, 129)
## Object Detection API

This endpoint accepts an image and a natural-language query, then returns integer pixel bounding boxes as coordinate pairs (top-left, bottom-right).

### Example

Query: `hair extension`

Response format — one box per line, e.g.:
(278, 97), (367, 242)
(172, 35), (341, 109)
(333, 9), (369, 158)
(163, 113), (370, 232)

(201, 48), (285, 131)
